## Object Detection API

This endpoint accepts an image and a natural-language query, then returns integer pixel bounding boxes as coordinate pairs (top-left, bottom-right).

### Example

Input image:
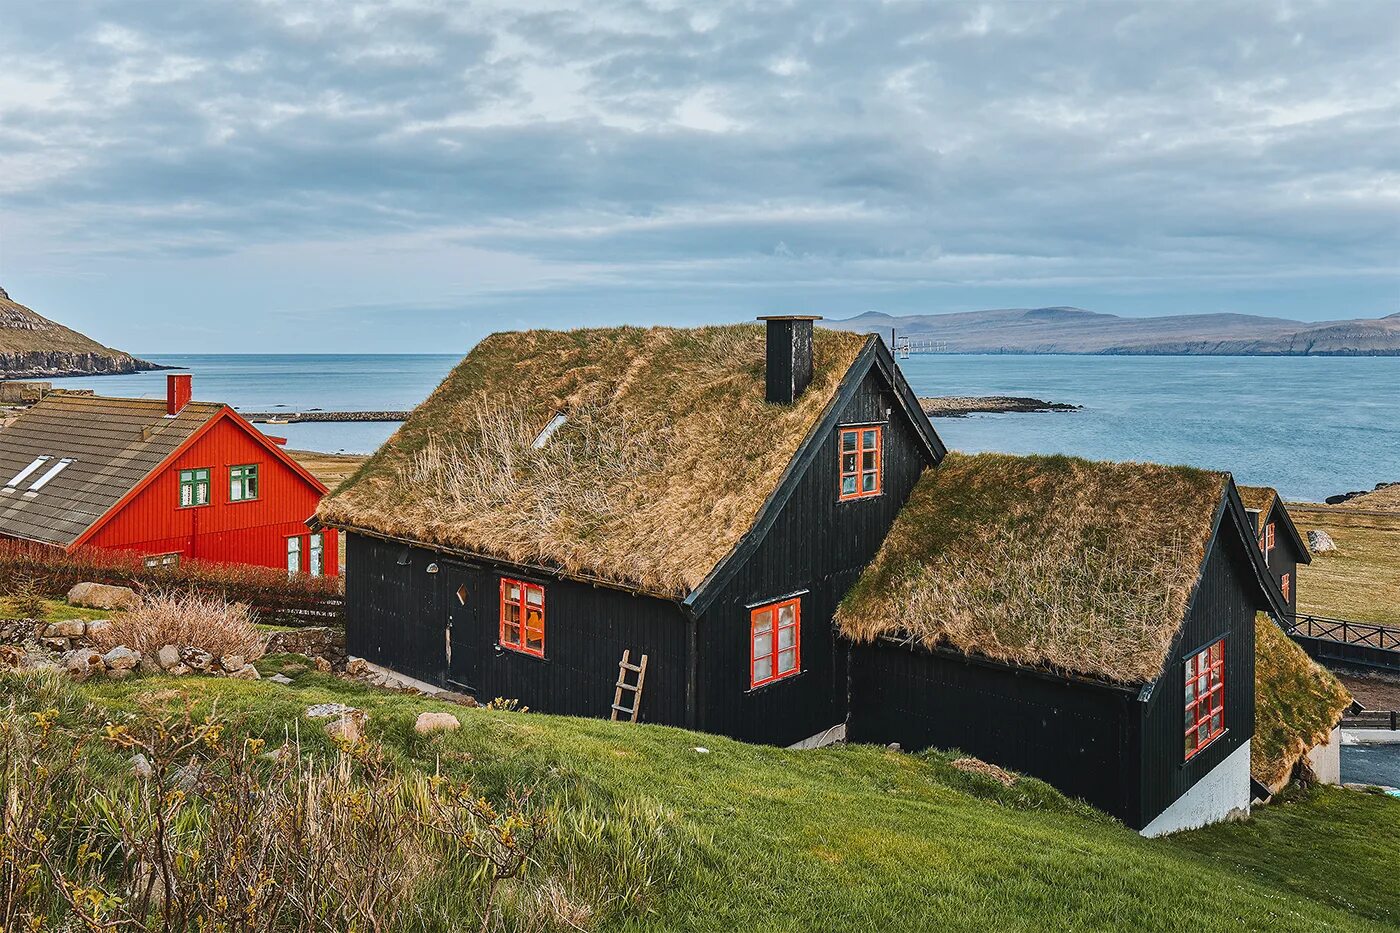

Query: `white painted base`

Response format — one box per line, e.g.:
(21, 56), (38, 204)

(788, 722), (846, 749)
(362, 660), (450, 697)
(1306, 726), (1342, 785)
(1140, 740), (1252, 838)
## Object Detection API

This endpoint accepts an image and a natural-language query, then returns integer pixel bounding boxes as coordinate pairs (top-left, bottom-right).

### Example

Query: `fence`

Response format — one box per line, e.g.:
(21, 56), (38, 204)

(1283, 614), (1400, 652)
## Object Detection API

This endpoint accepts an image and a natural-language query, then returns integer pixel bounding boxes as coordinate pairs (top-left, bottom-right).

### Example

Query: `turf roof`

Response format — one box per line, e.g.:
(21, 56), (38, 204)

(318, 324), (872, 597)
(835, 453), (1230, 684)
(1253, 616), (1351, 790)
(1237, 485), (1278, 534)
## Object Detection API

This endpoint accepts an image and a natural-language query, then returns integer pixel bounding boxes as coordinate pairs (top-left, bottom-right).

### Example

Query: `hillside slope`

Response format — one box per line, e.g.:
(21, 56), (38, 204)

(0, 286), (159, 377)
(836, 307), (1400, 355)
(24, 666), (1400, 932)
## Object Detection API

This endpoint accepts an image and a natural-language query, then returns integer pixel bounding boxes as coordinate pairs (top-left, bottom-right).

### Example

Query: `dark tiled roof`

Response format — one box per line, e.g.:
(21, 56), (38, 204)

(0, 393), (222, 547)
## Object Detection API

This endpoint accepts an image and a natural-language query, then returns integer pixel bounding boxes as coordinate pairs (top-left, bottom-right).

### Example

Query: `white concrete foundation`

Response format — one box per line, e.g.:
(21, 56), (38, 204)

(1140, 740), (1252, 838)
(788, 722), (846, 749)
(1306, 726), (1342, 785)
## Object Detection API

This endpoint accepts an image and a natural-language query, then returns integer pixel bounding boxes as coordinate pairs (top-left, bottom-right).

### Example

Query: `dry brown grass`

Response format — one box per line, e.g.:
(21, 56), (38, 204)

(1291, 505), (1400, 625)
(1253, 616), (1351, 790)
(87, 591), (264, 660)
(318, 325), (870, 596)
(836, 453), (1226, 684)
(1337, 485), (1400, 512)
(1236, 485), (1277, 535)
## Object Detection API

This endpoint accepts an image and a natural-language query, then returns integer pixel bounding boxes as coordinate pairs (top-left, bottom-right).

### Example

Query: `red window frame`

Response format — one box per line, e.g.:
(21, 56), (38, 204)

(751, 597), (801, 688)
(838, 425), (882, 501)
(1184, 639), (1225, 760)
(1280, 572), (1291, 603)
(499, 578), (545, 658)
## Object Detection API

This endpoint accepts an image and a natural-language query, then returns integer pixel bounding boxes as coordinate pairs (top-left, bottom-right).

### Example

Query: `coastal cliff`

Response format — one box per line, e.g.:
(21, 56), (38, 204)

(0, 286), (160, 378)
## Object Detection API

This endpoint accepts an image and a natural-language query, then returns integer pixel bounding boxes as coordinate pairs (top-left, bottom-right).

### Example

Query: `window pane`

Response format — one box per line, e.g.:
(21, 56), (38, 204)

(842, 453), (857, 473)
(1197, 675), (1208, 695)
(526, 586), (543, 606)
(1212, 642), (1224, 662)
(506, 583), (520, 601)
(778, 604), (795, 626)
(778, 647), (797, 673)
(753, 609), (773, 633)
(754, 657), (773, 682)
(842, 431), (857, 451)
(778, 625), (796, 650)
(1185, 706), (1195, 729)
(753, 632), (770, 658)
(1185, 680), (1195, 702)
(1186, 731), (1197, 753)
(862, 451), (875, 470)
(526, 629), (543, 650)
(862, 429), (877, 449)
(841, 476), (857, 495)
(1210, 712), (1222, 732)
(181, 486), (192, 507)
(1210, 667), (1221, 687)
(862, 472), (877, 492)
(1198, 723), (1208, 744)
(504, 621), (520, 645)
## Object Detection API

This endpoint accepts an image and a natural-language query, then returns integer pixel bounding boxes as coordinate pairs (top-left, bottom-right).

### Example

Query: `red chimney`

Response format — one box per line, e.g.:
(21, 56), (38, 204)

(166, 374), (193, 416)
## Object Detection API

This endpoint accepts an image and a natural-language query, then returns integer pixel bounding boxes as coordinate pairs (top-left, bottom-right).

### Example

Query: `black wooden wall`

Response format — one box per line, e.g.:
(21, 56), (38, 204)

(693, 364), (936, 746)
(345, 533), (691, 725)
(1264, 502), (1302, 616)
(1136, 519), (1258, 827)
(848, 641), (1142, 823)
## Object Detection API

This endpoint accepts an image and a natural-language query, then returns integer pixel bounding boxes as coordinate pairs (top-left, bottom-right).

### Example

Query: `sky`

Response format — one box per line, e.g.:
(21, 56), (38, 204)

(1, 1), (1397, 354)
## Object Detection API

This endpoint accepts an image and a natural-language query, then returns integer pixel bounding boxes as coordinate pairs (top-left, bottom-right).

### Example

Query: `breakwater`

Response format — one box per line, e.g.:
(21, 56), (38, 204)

(239, 410), (409, 423)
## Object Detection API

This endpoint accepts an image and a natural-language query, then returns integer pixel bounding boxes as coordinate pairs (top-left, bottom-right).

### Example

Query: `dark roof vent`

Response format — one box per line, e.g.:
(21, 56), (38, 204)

(758, 315), (822, 405)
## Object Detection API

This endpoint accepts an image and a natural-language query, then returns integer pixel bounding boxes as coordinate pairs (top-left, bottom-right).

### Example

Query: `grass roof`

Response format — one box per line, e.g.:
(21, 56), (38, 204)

(835, 453), (1228, 684)
(318, 325), (871, 597)
(1237, 486), (1278, 533)
(1253, 616), (1351, 790)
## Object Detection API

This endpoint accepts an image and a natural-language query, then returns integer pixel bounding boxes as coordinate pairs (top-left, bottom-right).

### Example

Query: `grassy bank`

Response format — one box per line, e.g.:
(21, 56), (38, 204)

(7, 661), (1399, 932)
(1292, 505), (1400, 625)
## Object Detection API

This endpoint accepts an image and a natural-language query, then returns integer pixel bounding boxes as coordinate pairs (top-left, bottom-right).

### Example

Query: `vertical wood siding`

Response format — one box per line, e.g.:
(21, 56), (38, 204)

(695, 366), (935, 747)
(1265, 502), (1301, 616)
(1136, 522), (1258, 828)
(85, 416), (336, 575)
(848, 641), (1141, 823)
(345, 534), (690, 724)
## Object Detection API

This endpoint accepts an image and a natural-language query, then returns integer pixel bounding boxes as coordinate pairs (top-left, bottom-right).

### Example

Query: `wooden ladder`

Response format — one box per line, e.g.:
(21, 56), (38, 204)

(610, 650), (649, 722)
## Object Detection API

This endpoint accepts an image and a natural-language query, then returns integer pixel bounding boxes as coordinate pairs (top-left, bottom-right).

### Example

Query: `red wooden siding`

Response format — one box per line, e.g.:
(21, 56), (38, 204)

(82, 413), (337, 576)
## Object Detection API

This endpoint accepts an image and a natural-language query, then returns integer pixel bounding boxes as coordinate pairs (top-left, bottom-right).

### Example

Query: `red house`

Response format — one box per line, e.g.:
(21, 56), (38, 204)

(0, 375), (337, 576)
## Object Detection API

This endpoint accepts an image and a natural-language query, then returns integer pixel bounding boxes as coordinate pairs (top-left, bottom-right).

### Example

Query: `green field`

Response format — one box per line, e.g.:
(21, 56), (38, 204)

(8, 658), (1398, 932)
(1294, 506), (1400, 625)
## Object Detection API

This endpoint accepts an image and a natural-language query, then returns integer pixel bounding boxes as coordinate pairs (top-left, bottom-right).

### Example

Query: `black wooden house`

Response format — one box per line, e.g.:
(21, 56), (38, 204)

(1239, 486), (1310, 616)
(318, 318), (944, 748)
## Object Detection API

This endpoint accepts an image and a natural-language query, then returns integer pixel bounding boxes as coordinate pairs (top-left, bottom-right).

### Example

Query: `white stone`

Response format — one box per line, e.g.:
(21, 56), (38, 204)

(1306, 726), (1342, 785)
(325, 715), (363, 744)
(181, 648), (214, 672)
(305, 703), (361, 720)
(156, 645), (182, 670)
(66, 582), (140, 611)
(269, 673), (294, 685)
(85, 619), (113, 637)
(1307, 529), (1337, 553)
(1140, 740), (1252, 837)
(131, 753), (153, 780)
(227, 665), (260, 680)
(102, 646), (141, 671)
(414, 712), (461, 735)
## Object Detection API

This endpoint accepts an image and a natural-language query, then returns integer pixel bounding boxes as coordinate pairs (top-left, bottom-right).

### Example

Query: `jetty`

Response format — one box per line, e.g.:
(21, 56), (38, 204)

(238, 410), (408, 423)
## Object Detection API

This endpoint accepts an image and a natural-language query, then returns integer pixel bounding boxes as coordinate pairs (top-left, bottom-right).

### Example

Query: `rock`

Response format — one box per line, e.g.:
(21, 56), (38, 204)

(181, 648), (215, 672)
(220, 655), (246, 673)
(1308, 529), (1338, 553)
(227, 665), (261, 680)
(40, 637), (71, 652)
(85, 619), (113, 637)
(345, 657), (369, 676)
(66, 582), (140, 612)
(887, 742), (902, 752)
(306, 703), (362, 720)
(106, 667), (134, 680)
(157, 645), (182, 670)
(313, 656), (333, 673)
(268, 673), (294, 685)
(131, 753), (153, 780)
(0, 645), (23, 668)
(64, 648), (105, 680)
(324, 714), (363, 744)
(167, 663), (191, 676)
(414, 712), (461, 735)
(42, 620), (86, 638)
(103, 646), (141, 671)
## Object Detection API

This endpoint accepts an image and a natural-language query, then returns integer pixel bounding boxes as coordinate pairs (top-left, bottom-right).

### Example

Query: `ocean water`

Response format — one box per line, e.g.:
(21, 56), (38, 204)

(45, 353), (1400, 502)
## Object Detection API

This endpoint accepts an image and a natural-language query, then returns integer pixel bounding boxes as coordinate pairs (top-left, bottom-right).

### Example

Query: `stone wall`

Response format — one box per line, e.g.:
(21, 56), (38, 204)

(264, 626), (347, 667)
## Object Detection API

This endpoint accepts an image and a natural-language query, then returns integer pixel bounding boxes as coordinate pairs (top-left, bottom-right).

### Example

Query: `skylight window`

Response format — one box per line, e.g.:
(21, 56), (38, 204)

(27, 458), (74, 492)
(531, 412), (568, 449)
(5, 456), (51, 489)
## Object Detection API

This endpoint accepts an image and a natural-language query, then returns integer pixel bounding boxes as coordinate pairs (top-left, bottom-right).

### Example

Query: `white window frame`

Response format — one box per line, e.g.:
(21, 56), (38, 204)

(309, 532), (324, 577)
(286, 535), (303, 576)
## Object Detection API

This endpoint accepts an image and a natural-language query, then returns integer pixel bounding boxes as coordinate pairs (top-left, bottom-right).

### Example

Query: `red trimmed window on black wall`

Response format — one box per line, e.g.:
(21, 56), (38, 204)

(1184, 639), (1225, 759)
(751, 597), (800, 688)
(500, 578), (545, 657)
(838, 425), (882, 500)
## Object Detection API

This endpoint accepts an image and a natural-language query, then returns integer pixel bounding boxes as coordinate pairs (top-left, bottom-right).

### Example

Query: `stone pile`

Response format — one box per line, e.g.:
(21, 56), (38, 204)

(264, 626), (347, 668)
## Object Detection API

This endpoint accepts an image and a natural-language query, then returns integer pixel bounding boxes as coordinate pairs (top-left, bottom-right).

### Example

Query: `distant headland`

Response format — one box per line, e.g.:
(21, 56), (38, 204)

(0, 285), (164, 379)
(833, 306), (1400, 356)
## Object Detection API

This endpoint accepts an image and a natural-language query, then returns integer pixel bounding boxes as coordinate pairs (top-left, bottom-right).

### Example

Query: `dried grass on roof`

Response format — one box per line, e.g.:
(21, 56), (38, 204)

(835, 453), (1227, 684)
(1237, 486), (1278, 533)
(318, 325), (871, 597)
(1253, 617), (1351, 791)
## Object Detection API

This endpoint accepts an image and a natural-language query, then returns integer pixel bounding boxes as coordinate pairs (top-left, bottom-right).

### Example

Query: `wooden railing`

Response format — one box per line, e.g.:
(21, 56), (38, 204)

(1343, 710), (1400, 731)
(1284, 614), (1400, 652)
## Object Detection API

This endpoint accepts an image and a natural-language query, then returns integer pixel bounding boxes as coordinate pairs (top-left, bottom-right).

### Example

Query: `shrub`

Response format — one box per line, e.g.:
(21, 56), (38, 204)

(86, 590), (265, 660)
(2, 575), (46, 618)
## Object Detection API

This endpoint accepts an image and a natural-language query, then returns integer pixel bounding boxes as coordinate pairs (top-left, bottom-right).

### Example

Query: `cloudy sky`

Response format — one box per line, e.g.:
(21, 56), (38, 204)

(1, 1), (1396, 353)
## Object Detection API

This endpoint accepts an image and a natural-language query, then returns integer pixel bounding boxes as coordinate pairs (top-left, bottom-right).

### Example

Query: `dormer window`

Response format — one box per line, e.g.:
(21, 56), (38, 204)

(838, 426), (882, 501)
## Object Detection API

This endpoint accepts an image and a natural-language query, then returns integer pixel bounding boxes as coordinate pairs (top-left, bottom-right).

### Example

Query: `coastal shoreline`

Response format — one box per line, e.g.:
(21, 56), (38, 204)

(919, 396), (1081, 418)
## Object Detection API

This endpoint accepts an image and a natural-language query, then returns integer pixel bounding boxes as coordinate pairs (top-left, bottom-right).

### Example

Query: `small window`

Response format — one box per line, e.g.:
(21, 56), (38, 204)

(180, 468), (211, 508)
(143, 552), (180, 570)
(751, 597), (801, 688)
(27, 458), (73, 492)
(1281, 572), (1291, 603)
(229, 464), (260, 502)
(286, 535), (302, 576)
(838, 426), (882, 501)
(308, 532), (324, 577)
(1262, 522), (1276, 557)
(1184, 639), (1226, 760)
(500, 578), (545, 657)
(6, 456), (51, 488)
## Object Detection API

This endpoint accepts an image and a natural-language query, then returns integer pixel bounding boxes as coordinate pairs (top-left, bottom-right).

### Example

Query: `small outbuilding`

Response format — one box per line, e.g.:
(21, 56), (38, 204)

(836, 453), (1290, 836)
(1238, 486), (1310, 616)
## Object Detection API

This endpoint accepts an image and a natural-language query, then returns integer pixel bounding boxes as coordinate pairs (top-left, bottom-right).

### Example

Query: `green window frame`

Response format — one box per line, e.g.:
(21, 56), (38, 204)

(179, 468), (210, 508)
(229, 464), (260, 502)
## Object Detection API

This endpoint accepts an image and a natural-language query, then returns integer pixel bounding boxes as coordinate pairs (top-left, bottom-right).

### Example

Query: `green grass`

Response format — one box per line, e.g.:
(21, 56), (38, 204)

(0, 597), (118, 622)
(12, 657), (1389, 932)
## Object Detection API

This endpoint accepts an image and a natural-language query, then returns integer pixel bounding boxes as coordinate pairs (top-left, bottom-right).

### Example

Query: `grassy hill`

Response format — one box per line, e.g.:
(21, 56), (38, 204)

(0, 285), (159, 377)
(1293, 504), (1400, 626)
(8, 663), (1398, 932)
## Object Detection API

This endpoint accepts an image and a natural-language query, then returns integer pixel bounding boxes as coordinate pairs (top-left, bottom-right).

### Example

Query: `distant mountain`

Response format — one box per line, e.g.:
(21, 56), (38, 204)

(832, 307), (1400, 356)
(0, 286), (161, 378)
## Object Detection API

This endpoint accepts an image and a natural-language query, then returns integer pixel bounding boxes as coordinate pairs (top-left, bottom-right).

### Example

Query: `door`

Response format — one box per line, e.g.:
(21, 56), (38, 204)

(443, 562), (481, 692)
